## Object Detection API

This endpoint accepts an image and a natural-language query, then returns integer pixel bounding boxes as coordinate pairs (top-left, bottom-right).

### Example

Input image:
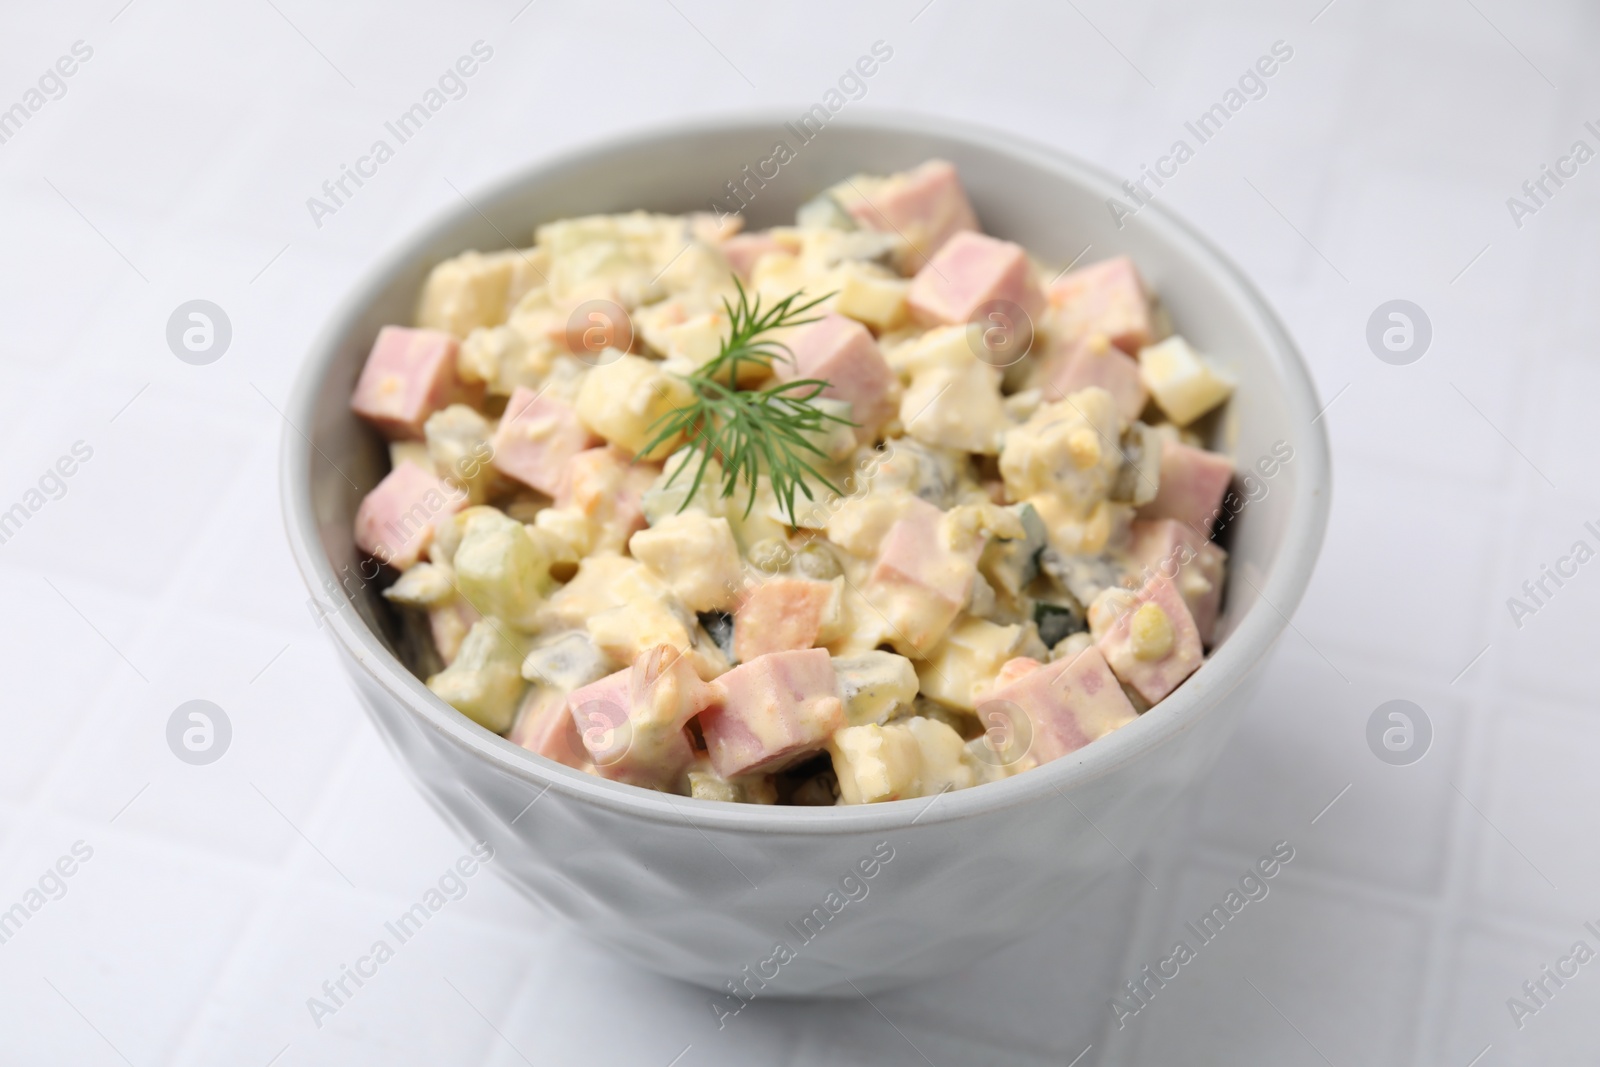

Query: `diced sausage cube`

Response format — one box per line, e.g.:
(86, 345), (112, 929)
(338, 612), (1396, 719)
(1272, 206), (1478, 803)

(721, 233), (787, 281)
(837, 160), (978, 271)
(1128, 519), (1228, 645)
(773, 313), (898, 443)
(1047, 255), (1155, 354)
(699, 648), (846, 778)
(973, 645), (1138, 768)
(908, 232), (1045, 329)
(866, 497), (985, 656)
(1032, 335), (1149, 422)
(734, 577), (837, 662)
(490, 387), (600, 497)
(350, 326), (462, 441)
(1137, 439), (1235, 536)
(508, 688), (592, 771)
(1094, 575), (1204, 703)
(566, 645), (716, 789)
(354, 461), (466, 570)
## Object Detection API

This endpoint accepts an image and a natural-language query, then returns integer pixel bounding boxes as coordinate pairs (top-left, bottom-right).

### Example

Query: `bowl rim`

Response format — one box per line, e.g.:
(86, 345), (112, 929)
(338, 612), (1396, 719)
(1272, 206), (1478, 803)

(280, 108), (1332, 835)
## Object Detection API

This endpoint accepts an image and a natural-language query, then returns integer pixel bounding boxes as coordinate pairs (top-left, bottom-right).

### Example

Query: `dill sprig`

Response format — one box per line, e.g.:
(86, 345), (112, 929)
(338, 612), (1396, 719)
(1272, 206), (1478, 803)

(638, 277), (855, 525)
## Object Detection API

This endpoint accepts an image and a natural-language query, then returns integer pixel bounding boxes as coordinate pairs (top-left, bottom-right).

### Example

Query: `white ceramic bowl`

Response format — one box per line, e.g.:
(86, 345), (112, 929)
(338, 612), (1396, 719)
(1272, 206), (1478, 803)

(280, 112), (1331, 997)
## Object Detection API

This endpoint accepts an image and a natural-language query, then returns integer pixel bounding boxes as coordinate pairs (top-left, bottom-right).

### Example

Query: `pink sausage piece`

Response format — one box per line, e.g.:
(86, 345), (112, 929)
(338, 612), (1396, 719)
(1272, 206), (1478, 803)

(1046, 255), (1155, 355)
(908, 231), (1044, 329)
(1033, 337), (1148, 422)
(734, 577), (835, 663)
(1127, 519), (1228, 646)
(491, 388), (600, 497)
(354, 461), (465, 570)
(699, 648), (845, 778)
(566, 646), (715, 789)
(1137, 439), (1236, 537)
(350, 326), (461, 441)
(774, 313), (897, 443)
(845, 159), (978, 271)
(1095, 575), (1205, 704)
(975, 646), (1139, 768)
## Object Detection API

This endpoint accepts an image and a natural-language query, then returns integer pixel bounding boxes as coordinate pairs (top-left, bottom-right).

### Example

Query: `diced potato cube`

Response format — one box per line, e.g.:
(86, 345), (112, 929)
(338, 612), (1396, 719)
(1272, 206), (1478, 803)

(835, 263), (910, 332)
(388, 440), (433, 474)
(557, 445), (660, 553)
(1137, 336), (1234, 426)
(383, 562), (457, 607)
(796, 192), (857, 230)
(457, 323), (556, 397)
(659, 311), (744, 380)
(829, 723), (920, 804)
(916, 617), (1046, 712)
(829, 716), (974, 804)
(824, 492), (915, 559)
(641, 448), (727, 524)
(798, 397), (858, 464)
(905, 716), (975, 796)
(628, 512), (742, 613)
(416, 249), (545, 337)
(574, 353), (695, 459)
(901, 359), (1009, 455)
(533, 506), (595, 558)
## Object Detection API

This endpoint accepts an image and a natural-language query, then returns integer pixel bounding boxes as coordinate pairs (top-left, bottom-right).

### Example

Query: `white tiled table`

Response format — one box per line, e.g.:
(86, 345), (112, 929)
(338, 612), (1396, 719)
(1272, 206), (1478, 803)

(2, 1), (1596, 1063)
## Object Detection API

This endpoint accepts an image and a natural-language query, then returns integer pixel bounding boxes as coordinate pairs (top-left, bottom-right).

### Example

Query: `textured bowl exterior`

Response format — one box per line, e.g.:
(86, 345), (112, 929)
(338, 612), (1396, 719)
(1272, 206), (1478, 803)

(281, 113), (1331, 997)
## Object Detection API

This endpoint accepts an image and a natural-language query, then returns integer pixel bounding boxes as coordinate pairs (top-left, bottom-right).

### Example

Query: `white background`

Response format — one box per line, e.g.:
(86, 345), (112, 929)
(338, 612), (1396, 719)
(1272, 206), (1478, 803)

(1, 0), (1597, 1063)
